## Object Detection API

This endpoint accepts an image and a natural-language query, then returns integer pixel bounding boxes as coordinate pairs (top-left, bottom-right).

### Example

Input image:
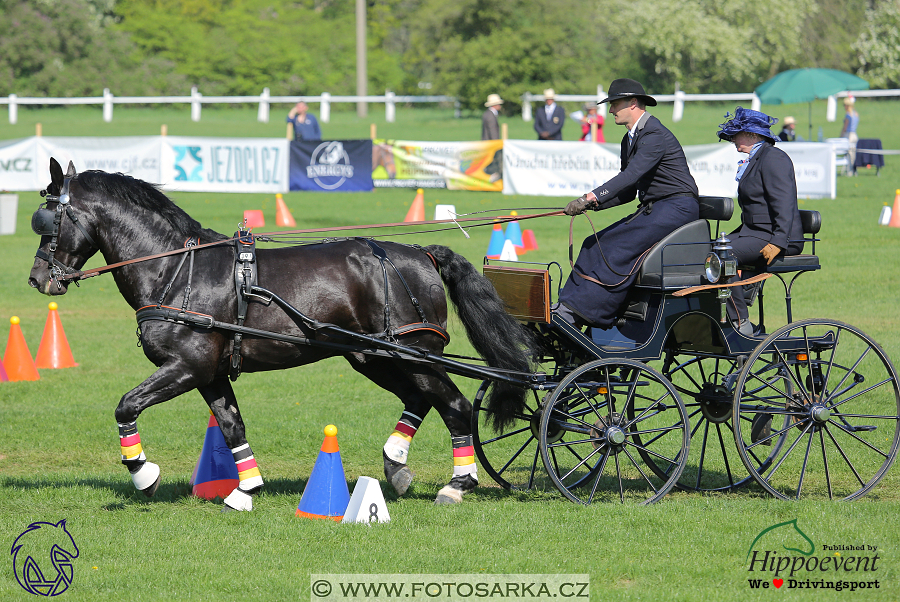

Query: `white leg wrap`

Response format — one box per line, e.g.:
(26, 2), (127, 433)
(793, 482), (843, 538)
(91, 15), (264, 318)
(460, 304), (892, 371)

(384, 441), (409, 464)
(223, 488), (254, 512)
(436, 486), (464, 503)
(131, 461), (160, 491)
(239, 475), (264, 492)
(453, 464), (478, 480)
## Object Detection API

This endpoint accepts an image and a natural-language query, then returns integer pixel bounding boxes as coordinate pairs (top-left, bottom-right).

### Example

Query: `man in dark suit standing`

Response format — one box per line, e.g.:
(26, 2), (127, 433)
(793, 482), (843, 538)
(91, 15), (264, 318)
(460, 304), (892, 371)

(482, 94), (503, 140)
(558, 78), (699, 328)
(534, 88), (566, 140)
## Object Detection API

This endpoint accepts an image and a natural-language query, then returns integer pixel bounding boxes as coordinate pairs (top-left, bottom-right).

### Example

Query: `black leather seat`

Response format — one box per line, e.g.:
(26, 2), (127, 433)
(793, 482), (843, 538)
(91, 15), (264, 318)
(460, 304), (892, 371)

(635, 196), (734, 290)
(756, 210), (821, 274)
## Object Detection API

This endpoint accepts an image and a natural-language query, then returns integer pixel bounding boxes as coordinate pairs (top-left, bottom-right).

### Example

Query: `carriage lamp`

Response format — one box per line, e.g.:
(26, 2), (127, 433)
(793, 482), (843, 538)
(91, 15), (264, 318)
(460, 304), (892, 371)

(707, 234), (737, 323)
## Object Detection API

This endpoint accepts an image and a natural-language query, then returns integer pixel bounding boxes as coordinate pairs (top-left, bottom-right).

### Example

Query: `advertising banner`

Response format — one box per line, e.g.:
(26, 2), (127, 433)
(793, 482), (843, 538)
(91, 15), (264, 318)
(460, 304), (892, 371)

(159, 136), (289, 193)
(504, 140), (836, 200)
(0, 138), (40, 191)
(36, 137), (162, 185)
(501, 141), (620, 197)
(372, 139), (503, 191)
(289, 140), (373, 192)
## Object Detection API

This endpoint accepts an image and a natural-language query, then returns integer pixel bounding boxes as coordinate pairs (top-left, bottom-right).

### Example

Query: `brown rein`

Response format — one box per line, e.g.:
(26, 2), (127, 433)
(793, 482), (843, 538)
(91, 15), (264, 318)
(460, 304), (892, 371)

(60, 209), (566, 282)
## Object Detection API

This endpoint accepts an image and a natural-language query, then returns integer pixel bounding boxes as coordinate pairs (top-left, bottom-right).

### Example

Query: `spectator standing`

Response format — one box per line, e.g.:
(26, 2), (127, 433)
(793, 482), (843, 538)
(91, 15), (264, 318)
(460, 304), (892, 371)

(580, 103), (605, 142)
(840, 97), (859, 175)
(778, 116), (796, 142)
(286, 101), (322, 141)
(534, 88), (565, 140)
(482, 94), (503, 140)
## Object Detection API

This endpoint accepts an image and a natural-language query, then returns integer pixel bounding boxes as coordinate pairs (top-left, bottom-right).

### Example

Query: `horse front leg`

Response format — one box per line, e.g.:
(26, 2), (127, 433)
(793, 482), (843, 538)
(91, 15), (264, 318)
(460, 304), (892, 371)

(115, 362), (210, 497)
(198, 377), (263, 512)
(383, 402), (428, 496)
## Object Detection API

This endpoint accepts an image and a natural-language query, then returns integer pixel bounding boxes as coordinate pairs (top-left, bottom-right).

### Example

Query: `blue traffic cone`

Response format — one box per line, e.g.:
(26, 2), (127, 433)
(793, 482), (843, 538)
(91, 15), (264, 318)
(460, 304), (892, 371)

(296, 425), (350, 521)
(191, 412), (240, 500)
(505, 211), (524, 254)
(486, 223), (505, 259)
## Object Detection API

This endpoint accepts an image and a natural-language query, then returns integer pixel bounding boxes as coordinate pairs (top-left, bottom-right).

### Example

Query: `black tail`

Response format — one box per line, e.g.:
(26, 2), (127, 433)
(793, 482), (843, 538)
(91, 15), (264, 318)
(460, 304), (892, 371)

(425, 245), (536, 430)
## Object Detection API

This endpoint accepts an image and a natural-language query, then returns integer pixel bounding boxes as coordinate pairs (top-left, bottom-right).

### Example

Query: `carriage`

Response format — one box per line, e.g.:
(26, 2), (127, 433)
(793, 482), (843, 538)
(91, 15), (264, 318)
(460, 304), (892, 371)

(474, 196), (900, 504)
(28, 160), (899, 509)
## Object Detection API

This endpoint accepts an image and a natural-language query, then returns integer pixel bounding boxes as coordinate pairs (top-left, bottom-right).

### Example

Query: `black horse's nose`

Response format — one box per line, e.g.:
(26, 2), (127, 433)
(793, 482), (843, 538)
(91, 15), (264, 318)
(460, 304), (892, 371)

(28, 277), (39, 289)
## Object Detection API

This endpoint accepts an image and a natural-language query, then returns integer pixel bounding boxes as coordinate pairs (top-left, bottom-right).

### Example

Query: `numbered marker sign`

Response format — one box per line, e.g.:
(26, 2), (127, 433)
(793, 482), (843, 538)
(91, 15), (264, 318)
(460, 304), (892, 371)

(342, 476), (391, 524)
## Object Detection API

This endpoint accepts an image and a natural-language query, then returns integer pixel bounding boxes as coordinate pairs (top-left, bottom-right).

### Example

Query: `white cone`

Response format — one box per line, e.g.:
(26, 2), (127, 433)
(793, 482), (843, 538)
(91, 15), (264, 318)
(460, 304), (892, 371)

(434, 204), (457, 221)
(879, 205), (892, 226)
(498, 239), (518, 261)
(342, 476), (391, 524)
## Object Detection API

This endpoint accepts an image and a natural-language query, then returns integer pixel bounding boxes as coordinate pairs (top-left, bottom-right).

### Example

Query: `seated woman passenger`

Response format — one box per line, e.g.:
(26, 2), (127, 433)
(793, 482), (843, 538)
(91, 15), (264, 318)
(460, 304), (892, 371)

(716, 108), (804, 335)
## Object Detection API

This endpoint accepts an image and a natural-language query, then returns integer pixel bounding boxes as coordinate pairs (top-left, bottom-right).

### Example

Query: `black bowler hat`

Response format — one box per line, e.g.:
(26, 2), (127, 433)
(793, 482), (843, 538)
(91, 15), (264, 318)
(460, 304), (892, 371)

(598, 78), (657, 107)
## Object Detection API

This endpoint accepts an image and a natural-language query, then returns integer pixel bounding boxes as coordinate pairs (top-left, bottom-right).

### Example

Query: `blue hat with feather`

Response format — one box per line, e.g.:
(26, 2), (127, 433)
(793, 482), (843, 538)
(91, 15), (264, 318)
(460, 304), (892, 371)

(717, 107), (778, 144)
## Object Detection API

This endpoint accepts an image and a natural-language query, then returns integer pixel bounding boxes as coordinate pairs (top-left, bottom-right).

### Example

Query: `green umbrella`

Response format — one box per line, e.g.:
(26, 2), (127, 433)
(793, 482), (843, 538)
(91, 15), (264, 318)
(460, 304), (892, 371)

(755, 68), (869, 140)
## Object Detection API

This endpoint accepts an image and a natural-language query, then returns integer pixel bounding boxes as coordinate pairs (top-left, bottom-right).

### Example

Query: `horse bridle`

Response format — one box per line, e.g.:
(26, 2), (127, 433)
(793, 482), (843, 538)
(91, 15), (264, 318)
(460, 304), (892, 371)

(32, 175), (99, 289)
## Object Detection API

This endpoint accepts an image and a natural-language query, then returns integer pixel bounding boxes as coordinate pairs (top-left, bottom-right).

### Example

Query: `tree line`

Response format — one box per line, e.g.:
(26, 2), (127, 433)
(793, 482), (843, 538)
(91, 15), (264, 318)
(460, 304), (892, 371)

(1, 0), (897, 112)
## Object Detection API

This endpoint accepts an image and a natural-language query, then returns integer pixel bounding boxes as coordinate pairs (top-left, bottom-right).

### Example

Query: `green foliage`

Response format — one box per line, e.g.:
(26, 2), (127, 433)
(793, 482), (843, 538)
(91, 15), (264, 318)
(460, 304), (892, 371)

(0, 0), (186, 96)
(853, 0), (900, 89)
(398, 0), (611, 111)
(598, 0), (820, 94)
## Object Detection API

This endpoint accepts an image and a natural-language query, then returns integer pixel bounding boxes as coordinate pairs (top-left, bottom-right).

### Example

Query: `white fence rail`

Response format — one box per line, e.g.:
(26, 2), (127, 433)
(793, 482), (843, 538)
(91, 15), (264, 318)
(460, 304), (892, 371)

(1, 87), (460, 125)
(4, 86), (899, 126)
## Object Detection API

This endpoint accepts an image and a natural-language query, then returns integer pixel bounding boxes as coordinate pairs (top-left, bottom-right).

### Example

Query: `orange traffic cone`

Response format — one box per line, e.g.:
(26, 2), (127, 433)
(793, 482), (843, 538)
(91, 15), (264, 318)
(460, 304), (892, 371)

(35, 302), (78, 369)
(295, 425), (350, 521)
(275, 193), (296, 227)
(404, 189), (425, 223)
(243, 209), (265, 229)
(3, 316), (40, 381)
(888, 189), (900, 228)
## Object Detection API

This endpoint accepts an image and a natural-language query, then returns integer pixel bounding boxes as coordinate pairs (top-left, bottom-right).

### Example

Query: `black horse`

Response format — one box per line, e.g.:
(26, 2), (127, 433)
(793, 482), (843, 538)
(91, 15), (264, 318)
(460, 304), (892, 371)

(28, 159), (534, 511)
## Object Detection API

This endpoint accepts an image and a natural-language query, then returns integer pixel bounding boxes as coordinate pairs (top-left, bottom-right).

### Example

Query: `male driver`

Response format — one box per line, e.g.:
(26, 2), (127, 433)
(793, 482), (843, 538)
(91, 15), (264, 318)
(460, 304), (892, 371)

(557, 78), (699, 328)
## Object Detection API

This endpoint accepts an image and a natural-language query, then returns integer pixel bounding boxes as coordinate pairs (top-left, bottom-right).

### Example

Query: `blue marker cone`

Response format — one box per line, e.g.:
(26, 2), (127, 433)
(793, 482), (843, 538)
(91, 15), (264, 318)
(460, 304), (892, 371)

(505, 211), (524, 254)
(191, 412), (240, 500)
(486, 223), (505, 259)
(296, 425), (350, 521)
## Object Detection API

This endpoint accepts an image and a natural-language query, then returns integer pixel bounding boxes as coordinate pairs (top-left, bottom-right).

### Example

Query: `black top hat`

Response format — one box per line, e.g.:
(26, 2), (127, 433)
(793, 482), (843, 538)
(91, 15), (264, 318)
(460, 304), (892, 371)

(598, 78), (657, 107)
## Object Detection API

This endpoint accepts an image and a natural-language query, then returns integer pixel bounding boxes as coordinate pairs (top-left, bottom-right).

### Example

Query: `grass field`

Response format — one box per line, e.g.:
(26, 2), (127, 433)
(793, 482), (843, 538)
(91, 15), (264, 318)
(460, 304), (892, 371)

(1, 107), (899, 601)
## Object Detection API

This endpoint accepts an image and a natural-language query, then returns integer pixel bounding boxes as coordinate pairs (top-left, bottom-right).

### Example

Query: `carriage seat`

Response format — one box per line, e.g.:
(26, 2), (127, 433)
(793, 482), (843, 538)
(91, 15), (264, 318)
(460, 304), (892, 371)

(758, 210), (821, 274)
(634, 196), (734, 290)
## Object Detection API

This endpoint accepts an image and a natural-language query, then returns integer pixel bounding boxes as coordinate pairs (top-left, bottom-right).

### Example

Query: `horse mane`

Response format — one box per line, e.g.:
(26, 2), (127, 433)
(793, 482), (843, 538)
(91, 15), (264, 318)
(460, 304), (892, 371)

(75, 170), (227, 242)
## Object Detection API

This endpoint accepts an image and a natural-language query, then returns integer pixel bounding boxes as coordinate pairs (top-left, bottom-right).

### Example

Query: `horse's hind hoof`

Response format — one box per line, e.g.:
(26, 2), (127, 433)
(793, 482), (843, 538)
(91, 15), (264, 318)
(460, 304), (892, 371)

(434, 486), (464, 505)
(141, 475), (161, 498)
(383, 451), (414, 496)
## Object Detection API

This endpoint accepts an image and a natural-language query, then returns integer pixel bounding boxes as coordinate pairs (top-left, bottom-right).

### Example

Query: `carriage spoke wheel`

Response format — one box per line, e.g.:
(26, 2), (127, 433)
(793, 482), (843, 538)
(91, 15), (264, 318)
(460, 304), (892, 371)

(539, 359), (689, 505)
(472, 380), (550, 490)
(733, 319), (900, 501)
(663, 354), (782, 492)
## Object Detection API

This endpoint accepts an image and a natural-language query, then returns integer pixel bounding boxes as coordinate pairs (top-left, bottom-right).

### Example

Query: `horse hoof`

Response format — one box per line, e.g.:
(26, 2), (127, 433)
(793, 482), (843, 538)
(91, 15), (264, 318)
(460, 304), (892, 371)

(141, 475), (161, 498)
(383, 451), (414, 496)
(434, 486), (464, 505)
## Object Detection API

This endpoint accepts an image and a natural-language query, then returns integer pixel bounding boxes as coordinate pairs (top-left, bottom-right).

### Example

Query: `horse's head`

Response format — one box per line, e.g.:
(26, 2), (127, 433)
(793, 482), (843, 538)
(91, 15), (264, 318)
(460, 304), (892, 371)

(28, 158), (100, 295)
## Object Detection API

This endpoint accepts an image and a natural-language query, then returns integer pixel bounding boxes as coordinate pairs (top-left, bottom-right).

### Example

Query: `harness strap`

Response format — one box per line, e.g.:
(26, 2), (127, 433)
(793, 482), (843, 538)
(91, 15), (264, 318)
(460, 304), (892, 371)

(155, 237), (198, 308)
(390, 322), (450, 343)
(231, 231), (259, 381)
(365, 240), (429, 338)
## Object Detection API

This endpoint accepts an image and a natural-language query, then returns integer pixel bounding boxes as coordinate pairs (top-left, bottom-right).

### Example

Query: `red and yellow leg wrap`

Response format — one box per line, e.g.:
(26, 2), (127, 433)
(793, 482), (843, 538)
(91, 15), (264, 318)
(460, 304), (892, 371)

(451, 435), (477, 479)
(384, 411), (423, 464)
(231, 443), (263, 492)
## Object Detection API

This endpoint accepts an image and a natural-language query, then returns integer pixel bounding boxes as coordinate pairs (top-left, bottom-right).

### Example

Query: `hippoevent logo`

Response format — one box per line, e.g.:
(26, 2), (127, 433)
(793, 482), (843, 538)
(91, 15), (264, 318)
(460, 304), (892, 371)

(10, 520), (79, 596)
(306, 141), (354, 190)
(746, 519), (881, 592)
(173, 145), (203, 182)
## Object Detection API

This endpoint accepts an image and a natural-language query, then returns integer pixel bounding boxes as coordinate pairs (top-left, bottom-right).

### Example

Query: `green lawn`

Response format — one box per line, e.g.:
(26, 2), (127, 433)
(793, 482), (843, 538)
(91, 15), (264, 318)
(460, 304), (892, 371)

(1, 108), (899, 601)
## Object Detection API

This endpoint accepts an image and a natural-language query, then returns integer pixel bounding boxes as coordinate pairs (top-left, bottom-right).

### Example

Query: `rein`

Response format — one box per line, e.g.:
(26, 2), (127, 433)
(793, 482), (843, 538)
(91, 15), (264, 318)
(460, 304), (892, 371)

(57, 209), (565, 283)
(568, 208), (652, 288)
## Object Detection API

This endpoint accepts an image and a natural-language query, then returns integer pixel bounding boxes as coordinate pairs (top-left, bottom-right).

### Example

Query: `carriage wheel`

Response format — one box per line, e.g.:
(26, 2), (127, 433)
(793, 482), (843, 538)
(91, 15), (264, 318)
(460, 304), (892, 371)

(472, 380), (545, 490)
(539, 359), (690, 504)
(733, 319), (900, 500)
(663, 354), (786, 492)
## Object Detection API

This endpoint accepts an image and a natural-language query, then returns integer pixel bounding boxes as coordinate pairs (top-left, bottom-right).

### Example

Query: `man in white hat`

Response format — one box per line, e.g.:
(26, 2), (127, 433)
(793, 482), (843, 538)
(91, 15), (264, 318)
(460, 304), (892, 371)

(778, 116), (797, 142)
(534, 88), (566, 140)
(482, 94), (503, 140)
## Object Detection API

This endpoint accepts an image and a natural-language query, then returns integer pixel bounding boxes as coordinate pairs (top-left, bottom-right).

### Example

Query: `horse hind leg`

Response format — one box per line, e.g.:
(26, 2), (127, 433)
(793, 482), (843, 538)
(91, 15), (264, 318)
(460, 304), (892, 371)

(198, 378), (264, 512)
